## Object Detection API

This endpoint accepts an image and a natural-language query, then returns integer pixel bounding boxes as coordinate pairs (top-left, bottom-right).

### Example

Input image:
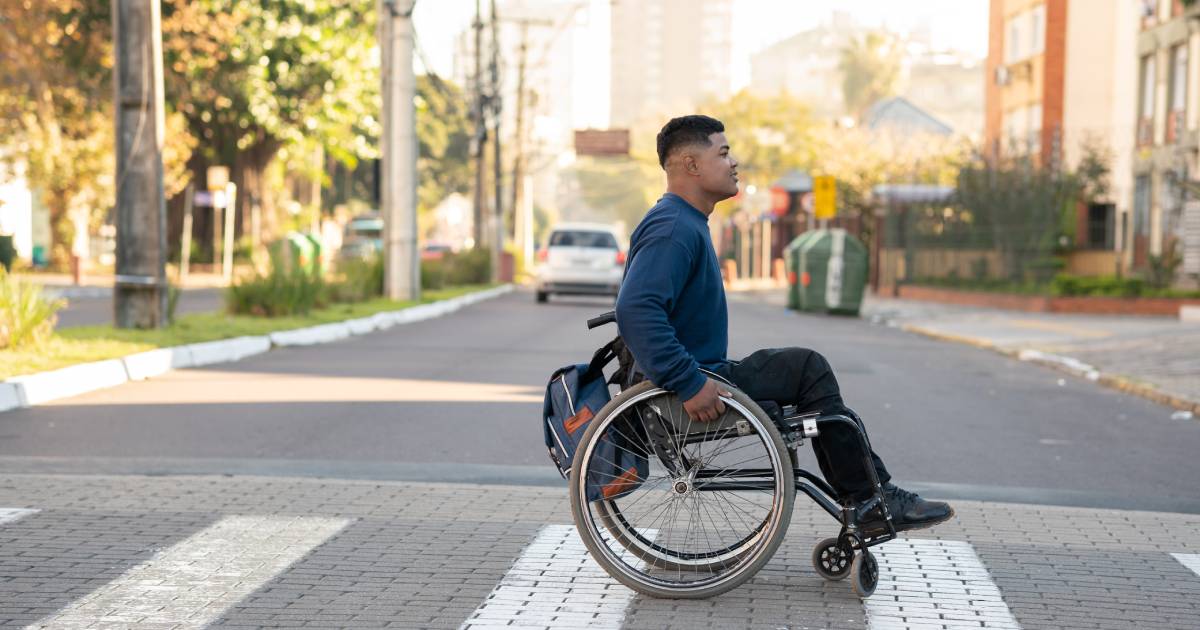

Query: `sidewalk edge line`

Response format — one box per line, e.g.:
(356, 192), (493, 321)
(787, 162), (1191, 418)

(1, 284), (513, 413)
(901, 323), (1200, 416)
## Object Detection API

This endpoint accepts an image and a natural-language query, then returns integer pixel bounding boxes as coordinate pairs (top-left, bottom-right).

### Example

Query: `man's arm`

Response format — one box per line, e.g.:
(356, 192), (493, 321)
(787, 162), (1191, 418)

(615, 237), (708, 401)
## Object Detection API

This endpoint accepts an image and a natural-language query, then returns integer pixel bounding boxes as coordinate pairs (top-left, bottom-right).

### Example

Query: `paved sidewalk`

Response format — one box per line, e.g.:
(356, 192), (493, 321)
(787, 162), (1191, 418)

(731, 288), (1200, 416)
(1, 473), (1199, 629)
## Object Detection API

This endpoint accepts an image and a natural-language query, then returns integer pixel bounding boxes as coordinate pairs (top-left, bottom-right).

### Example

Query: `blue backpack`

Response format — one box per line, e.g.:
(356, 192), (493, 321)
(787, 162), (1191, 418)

(544, 338), (647, 501)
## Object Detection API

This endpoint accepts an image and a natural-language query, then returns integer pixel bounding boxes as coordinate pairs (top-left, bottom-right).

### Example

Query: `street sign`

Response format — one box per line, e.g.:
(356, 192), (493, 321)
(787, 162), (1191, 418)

(814, 176), (836, 219)
(574, 129), (630, 156)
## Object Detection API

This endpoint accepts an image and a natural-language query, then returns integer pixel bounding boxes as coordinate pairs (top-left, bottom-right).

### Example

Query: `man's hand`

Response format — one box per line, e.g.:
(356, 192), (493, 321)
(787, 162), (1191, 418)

(683, 378), (733, 423)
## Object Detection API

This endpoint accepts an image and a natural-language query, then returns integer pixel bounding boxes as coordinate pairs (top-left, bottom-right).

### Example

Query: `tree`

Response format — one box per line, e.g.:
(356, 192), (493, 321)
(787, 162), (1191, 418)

(839, 31), (903, 119)
(700, 90), (820, 195)
(955, 156), (1080, 282)
(160, 0), (379, 240)
(0, 0), (193, 266)
(415, 76), (472, 219)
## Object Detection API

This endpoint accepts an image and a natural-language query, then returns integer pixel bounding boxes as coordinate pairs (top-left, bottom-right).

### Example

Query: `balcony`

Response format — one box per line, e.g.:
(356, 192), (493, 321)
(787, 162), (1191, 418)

(1137, 117), (1155, 147)
(1167, 110), (1183, 144)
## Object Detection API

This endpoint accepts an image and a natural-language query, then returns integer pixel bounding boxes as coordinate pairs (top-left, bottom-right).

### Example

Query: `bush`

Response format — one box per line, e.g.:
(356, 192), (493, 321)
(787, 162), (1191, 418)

(0, 269), (65, 350)
(421, 248), (491, 290)
(225, 253), (327, 317)
(1051, 274), (1145, 297)
(327, 255), (384, 303)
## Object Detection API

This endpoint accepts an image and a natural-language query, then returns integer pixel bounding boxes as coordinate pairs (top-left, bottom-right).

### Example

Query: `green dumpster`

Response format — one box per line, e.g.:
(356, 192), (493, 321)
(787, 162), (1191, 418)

(0, 235), (13, 273)
(783, 230), (820, 310)
(788, 228), (868, 315)
(302, 233), (324, 274)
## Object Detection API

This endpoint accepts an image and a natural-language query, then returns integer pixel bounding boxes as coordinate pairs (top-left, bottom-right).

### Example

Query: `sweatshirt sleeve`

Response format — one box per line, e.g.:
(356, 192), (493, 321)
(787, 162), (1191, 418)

(615, 236), (708, 401)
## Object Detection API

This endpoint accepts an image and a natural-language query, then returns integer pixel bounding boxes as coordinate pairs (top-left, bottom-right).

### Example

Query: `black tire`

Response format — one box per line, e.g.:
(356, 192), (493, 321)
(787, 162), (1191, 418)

(536, 291), (548, 303)
(812, 537), (853, 581)
(851, 549), (879, 598)
(569, 381), (795, 599)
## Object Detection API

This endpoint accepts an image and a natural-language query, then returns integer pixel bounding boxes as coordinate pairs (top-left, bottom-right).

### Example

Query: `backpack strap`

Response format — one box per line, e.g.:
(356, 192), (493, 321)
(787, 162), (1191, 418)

(581, 336), (620, 383)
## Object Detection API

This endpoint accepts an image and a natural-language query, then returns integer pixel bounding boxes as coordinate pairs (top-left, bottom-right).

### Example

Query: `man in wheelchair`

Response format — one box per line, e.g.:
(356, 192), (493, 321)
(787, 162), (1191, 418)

(614, 114), (954, 533)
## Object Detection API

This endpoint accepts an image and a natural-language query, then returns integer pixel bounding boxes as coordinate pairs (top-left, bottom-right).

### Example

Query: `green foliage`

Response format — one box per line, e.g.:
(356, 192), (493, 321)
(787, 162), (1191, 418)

(421, 248), (491, 290)
(839, 31), (903, 118)
(954, 158), (1081, 282)
(327, 255), (384, 303)
(225, 253), (327, 317)
(162, 0), (379, 239)
(1146, 239), (1184, 289)
(0, 269), (66, 350)
(1051, 274), (1146, 297)
(415, 76), (472, 217)
(0, 0), (194, 265)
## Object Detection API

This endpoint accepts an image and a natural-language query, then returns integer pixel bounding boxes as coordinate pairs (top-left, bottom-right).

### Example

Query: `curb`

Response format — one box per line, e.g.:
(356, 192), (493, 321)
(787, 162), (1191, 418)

(901, 323), (1200, 416)
(0, 285), (514, 413)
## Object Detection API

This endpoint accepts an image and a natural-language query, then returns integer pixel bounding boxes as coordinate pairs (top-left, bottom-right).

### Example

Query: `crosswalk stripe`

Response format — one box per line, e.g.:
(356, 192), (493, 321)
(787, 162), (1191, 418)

(1173, 553), (1200, 577)
(866, 538), (1021, 630)
(461, 524), (649, 629)
(0, 508), (38, 525)
(25, 514), (350, 630)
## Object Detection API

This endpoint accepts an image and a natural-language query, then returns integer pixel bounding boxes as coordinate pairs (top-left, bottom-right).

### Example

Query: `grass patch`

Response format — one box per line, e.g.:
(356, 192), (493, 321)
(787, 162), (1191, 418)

(0, 284), (495, 379)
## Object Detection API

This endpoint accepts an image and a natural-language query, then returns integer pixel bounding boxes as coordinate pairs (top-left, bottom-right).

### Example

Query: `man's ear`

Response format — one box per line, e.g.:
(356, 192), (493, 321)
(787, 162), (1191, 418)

(683, 153), (699, 175)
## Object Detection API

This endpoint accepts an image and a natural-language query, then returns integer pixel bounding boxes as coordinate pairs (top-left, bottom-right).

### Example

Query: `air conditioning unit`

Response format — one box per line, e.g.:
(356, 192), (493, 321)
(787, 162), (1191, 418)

(994, 66), (1011, 86)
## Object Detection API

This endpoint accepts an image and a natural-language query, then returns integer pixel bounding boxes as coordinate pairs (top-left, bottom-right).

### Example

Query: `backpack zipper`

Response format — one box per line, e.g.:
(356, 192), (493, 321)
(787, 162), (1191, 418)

(559, 373), (576, 414)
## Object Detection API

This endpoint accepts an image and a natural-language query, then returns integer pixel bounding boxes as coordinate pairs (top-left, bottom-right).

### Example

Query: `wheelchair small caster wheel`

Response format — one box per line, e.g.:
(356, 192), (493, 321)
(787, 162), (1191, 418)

(851, 549), (879, 598)
(812, 537), (852, 581)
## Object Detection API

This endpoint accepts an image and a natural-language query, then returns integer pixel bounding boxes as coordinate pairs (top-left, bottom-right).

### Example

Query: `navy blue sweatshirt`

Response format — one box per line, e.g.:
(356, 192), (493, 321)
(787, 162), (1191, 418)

(615, 193), (728, 401)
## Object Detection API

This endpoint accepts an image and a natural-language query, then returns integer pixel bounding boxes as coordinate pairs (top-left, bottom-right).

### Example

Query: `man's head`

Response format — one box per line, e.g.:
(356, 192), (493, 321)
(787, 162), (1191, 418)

(656, 115), (739, 201)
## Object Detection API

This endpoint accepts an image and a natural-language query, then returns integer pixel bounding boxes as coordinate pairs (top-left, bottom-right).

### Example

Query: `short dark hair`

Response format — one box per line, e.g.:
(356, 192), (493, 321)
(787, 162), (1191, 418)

(656, 115), (725, 169)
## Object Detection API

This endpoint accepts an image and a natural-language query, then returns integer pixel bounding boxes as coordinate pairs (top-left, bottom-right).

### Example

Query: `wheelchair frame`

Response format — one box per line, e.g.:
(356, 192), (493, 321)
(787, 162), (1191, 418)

(580, 310), (897, 598)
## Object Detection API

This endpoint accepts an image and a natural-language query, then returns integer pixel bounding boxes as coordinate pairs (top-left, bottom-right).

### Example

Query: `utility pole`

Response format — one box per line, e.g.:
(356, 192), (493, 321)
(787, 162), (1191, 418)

(472, 0), (486, 249)
(112, 0), (168, 328)
(489, 0), (503, 283)
(379, 0), (419, 300)
(508, 17), (552, 275)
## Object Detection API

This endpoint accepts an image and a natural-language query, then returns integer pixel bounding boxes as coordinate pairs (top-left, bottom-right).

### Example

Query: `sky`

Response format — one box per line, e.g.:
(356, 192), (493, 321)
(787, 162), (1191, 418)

(413, 0), (990, 88)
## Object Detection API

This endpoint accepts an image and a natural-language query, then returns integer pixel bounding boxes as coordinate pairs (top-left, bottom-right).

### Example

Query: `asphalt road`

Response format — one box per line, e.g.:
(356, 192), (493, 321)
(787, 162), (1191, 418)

(4, 288), (1199, 513)
(54, 288), (225, 328)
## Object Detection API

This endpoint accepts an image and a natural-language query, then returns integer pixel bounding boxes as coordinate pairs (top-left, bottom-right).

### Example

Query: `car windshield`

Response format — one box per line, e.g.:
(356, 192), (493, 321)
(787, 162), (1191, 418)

(347, 218), (383, 238)
(550, 230), (617, 249)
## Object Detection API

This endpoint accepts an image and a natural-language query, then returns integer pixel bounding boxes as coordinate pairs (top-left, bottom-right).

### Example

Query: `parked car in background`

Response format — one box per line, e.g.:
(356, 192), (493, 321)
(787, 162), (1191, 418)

(338, 213), (383, 261)
(534, 222), (625, 303)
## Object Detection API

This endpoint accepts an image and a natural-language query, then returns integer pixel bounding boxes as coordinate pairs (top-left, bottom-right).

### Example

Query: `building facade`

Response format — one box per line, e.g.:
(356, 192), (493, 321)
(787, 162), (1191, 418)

(1134, 0), (1200, 280)
(985, 0), (1137, 275)
(609, 0), (733, 128)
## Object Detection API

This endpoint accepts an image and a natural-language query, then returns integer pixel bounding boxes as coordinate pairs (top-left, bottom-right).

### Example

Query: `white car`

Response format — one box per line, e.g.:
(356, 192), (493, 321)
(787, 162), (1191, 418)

(535, 223), (625, 303)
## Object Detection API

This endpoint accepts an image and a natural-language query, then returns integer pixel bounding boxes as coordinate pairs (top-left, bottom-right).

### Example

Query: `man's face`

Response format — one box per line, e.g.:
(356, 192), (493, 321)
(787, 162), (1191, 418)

(695, 132), (739, 199)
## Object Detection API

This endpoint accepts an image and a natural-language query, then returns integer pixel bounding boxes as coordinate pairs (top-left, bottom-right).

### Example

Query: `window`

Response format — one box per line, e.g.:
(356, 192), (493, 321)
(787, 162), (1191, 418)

(549, 230), (618, 249)
(1171, 45), (1187, 112)
(1030, 5), (1045, 56)
(1141, 55), (1157, 118)
(1006, 17), (1022, 63)
(1028, 103), (1042, 155)
(1086, 203), (1115, 250)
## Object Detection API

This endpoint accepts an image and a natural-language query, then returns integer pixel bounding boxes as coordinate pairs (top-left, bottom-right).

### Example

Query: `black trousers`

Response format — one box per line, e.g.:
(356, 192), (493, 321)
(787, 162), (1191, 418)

(714, 347), (891, 498)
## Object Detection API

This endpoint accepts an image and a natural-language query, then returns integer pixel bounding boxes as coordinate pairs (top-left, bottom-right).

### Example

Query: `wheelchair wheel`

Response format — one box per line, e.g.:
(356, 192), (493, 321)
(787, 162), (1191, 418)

(569, 381), (795, 599)
(851, 549), (878, 598)
(812, 537), (853, 581)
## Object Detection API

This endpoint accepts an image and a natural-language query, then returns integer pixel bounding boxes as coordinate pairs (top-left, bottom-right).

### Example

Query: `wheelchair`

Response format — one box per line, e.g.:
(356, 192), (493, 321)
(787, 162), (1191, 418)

(569, 311), (897, 599)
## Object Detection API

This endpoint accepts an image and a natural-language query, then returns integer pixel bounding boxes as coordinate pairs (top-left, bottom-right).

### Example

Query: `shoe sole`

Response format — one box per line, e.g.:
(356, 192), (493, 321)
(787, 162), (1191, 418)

(893, 506), (956, 533)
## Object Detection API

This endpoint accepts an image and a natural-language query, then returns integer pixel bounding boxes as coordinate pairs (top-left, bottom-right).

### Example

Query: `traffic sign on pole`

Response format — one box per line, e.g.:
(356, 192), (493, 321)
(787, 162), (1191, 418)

(814, 175), (836, 220)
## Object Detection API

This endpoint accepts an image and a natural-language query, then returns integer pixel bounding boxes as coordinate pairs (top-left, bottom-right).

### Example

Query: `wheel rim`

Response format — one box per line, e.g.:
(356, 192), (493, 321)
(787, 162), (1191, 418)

(576, 387), (790, 591)
(819, 543), (851, 576)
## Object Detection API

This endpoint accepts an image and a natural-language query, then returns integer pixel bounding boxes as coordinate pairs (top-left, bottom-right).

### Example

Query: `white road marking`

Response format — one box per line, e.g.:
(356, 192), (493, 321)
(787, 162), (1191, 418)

(0, 508), (38, 525)
(26, 514), (350, 630)
(1173, 552), (1200, 577)
(866, 538), (1021, 630)
(462, 524), (651, 629)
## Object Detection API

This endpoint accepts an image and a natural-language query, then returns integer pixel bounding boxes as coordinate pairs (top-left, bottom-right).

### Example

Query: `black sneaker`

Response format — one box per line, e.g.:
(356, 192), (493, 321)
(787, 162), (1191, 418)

(880, 483), (954, 532)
